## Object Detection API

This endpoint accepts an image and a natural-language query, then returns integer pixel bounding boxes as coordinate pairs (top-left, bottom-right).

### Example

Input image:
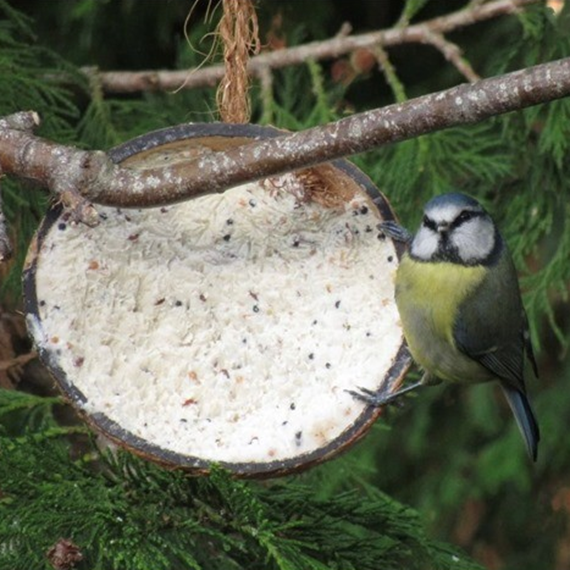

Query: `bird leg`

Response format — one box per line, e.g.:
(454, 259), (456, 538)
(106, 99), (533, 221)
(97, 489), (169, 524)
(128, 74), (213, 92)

(376, 220), (412, 244)
(347, 374), (429, 407)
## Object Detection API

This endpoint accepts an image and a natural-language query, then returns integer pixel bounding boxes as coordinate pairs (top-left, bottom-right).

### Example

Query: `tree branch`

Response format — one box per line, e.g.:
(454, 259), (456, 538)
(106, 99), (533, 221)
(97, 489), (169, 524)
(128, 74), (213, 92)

(0, 351), (37, 373)
(420, 30), (481, 82)
(90, 0), (540, 93)
(0, 181), (10, 261)
(0, 57), (568, 212)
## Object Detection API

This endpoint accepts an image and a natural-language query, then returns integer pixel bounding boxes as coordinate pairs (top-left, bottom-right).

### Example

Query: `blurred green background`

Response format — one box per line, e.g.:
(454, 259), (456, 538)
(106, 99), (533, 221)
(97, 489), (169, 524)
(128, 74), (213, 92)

(1, 1), (570, 569)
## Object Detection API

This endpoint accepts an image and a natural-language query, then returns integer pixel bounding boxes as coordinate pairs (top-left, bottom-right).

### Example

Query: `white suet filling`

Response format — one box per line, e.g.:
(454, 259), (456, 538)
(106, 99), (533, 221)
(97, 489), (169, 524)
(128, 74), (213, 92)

(31, 174), (401, 464)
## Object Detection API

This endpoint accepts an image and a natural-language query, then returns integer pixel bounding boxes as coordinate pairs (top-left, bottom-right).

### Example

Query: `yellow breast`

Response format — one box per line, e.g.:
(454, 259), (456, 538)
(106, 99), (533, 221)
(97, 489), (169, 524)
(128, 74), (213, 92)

(395, 253), (488, 382)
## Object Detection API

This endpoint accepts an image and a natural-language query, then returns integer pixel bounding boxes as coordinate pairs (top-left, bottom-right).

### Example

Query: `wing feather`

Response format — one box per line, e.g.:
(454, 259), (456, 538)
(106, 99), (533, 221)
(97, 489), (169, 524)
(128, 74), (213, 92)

(452, 244), (540, 459)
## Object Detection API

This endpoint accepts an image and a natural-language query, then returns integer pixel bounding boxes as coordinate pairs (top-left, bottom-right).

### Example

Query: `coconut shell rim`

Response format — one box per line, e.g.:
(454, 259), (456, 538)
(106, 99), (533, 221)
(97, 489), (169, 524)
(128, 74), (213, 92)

(22, 121), (411, 477)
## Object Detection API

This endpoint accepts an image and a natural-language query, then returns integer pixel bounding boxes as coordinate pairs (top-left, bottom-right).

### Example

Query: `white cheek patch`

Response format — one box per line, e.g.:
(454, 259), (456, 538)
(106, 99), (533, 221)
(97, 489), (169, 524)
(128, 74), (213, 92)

(451, 217), (495, 262)
(410, 226), (439, 260)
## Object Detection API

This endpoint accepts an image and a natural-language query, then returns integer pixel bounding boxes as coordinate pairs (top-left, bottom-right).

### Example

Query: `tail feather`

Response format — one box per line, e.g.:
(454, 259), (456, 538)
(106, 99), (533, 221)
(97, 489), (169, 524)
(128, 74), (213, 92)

(500, 384), (540, 462)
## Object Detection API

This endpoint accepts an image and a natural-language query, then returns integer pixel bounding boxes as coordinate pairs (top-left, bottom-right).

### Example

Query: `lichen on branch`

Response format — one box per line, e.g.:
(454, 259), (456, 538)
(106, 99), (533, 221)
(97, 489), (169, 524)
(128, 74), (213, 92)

(0, 57), (569, 218)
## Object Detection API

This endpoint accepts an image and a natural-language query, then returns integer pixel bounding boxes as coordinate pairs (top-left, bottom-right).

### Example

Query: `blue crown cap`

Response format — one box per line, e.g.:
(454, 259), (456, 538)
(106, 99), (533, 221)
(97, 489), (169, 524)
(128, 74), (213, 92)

(424, 192), (483, 212)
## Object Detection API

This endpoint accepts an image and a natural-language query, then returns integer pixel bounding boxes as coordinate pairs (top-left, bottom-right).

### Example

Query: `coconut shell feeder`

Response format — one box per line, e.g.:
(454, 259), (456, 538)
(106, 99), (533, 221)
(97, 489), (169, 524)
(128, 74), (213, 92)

(22, 123), (410, 477)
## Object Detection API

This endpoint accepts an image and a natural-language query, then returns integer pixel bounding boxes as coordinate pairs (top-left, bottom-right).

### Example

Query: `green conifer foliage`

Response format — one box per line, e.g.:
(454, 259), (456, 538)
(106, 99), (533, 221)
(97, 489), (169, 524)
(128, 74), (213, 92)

(1, 1), (570, 568)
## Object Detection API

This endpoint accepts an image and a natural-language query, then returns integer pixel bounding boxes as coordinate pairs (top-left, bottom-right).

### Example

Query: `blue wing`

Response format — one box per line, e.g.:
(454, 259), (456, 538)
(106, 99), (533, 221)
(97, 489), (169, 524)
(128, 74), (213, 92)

(454, 242), (540, 460)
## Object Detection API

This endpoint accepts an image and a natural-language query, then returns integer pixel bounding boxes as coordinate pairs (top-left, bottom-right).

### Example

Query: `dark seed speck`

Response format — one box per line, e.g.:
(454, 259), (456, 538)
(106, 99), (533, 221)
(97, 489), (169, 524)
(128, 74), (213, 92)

(290, 402), (296, 410)
(253, 305), (260, 313)
(335, 300), (341, 309)
(387, 255), (394, 262)
(325, 362), (331, 369)
(360, 205), (369, 215)
(175, 300), (183, 307)
(223, 234), (231, 242)
(377, 233), (386, 241)
(308, 353), (314, 360)
(58, 223), (66, 231)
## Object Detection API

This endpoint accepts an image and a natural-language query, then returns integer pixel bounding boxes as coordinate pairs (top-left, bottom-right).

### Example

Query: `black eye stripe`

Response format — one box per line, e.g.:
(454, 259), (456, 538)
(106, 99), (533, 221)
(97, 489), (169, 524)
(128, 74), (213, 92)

(422, 215), (437, 231)
(423, 210), (484, 231)
(451, 209), (483, 229)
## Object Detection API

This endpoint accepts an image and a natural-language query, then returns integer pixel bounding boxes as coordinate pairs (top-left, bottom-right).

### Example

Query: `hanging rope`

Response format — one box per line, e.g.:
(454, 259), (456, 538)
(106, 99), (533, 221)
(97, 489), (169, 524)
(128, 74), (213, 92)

(216, 0), (260, 123)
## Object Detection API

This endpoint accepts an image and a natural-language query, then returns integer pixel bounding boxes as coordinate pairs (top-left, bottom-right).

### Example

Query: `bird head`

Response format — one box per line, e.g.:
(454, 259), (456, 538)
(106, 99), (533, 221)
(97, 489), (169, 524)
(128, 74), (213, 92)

(410, 193), (499, 265)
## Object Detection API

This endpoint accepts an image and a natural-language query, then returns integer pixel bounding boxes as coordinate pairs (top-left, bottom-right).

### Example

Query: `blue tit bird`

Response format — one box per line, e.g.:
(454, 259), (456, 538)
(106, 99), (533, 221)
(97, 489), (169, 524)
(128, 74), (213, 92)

(351, 193), (540, 461)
